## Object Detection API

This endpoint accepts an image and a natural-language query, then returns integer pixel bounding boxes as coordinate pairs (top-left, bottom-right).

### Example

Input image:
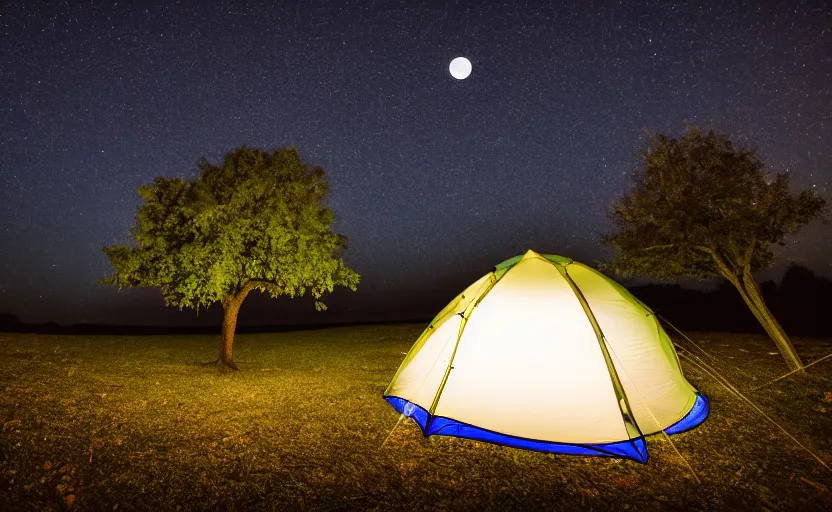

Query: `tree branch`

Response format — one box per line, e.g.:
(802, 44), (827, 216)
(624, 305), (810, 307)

(639, 244), (677, 252)
(243, 279), (282, 293)
(726, 236), (743, 266)
(742, 238), (756, 268)
(694, 245), (737, 281)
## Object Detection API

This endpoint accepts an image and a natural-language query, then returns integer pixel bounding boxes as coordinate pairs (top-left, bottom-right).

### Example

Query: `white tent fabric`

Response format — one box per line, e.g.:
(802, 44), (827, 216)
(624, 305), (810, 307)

(384, 250), (708, 462)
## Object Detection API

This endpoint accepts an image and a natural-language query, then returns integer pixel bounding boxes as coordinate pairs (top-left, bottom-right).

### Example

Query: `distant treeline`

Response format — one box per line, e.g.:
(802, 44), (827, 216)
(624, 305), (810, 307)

(1, 264), (830, 337)
(0, 314), (422, 335)
(629, 264), (832, 337)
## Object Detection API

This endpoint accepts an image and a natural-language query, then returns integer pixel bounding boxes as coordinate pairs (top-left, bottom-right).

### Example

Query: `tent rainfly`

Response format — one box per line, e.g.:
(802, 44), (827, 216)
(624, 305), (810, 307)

(383, 250), (709, 463)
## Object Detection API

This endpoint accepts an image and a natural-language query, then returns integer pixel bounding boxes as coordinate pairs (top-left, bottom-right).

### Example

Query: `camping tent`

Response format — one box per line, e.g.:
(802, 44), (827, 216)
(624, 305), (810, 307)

(383, 250), (708, 463)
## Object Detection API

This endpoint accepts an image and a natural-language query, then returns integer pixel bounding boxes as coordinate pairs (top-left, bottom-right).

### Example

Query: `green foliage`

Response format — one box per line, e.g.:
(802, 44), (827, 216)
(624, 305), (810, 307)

(603, 126), (826, 279)
(102, 146), (359, 311)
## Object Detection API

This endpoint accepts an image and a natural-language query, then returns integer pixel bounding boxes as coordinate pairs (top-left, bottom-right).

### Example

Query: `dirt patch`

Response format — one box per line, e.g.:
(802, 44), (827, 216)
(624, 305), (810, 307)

(0, 326), (830, 510)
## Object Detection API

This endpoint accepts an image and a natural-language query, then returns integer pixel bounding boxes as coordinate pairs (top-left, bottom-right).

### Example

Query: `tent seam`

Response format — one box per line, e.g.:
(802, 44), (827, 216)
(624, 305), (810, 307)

(555, 265), (647, 454)
(426, 261), (520, 419)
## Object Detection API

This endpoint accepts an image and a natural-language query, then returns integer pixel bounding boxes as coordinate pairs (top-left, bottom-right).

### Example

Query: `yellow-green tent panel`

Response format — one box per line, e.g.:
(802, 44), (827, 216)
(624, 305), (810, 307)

(384, 250), (709, 463)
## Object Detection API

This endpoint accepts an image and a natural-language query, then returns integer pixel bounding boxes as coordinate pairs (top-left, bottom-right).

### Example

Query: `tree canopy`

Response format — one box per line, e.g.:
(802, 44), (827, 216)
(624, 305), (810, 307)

(102, 146), (359, 368)
(603, 126), (826, 371)
(604, 127), (825, 279)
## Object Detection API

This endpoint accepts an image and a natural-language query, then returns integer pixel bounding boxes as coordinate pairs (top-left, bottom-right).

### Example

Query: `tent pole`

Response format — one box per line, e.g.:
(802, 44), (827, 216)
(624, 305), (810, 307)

(602, 336), (702, 483)
(427, 274), (501, 418)
(555, 265), (647, 450)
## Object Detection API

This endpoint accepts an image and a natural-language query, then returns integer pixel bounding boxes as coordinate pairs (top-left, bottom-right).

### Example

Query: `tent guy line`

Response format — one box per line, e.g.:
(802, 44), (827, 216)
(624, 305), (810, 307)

(749, 350), (832, 393)
(658, 314), (757, 383)
(666, 324), (832, 475)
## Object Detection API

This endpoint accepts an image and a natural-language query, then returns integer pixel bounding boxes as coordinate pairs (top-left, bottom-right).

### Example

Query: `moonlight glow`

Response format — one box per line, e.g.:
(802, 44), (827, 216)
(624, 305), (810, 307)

(449, 57), (472, 79)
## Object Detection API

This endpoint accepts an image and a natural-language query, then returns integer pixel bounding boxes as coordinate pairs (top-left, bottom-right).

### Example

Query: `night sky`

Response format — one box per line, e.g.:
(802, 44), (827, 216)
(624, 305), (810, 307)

(1, 0), (830, 327)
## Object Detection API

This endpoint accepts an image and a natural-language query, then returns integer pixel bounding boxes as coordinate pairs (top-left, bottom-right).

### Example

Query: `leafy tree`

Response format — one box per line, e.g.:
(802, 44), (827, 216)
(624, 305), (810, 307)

(603, 127), (826, 372)
(102, 146), (359, 370)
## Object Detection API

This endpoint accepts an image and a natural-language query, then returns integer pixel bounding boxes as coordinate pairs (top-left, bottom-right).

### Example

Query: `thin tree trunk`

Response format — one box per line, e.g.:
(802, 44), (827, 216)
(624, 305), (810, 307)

(705, 246), (804, 372)
(727, 272), (804, 372)
(219, 287), (252, 370)
(740, 270), (804, 372)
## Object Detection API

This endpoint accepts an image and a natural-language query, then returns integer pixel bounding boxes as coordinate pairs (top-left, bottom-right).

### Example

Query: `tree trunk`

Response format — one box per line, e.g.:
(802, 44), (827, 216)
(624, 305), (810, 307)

(219, 287), (252, 370)
(729, 271), (804, 373)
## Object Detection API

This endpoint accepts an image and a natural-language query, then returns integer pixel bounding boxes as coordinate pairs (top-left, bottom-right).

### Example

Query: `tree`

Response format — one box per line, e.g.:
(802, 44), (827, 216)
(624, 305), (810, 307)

(603, 127), (826, 372)
(102, 146), (359, 370)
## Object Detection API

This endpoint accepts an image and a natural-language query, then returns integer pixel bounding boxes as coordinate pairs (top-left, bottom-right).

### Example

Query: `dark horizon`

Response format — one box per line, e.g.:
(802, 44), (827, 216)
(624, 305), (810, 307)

(3, 261), (830, 342)
(0, 256), (799, 328)
(1, 1), (830, 327)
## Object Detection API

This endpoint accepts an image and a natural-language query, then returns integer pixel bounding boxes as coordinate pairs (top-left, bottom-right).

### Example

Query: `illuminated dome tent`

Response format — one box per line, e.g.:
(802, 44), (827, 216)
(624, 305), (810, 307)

(383, 250), (708, 463)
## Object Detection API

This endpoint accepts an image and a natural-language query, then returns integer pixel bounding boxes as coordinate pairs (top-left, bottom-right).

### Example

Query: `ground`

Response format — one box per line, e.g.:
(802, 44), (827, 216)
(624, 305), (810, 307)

(1, 325), (831, 511)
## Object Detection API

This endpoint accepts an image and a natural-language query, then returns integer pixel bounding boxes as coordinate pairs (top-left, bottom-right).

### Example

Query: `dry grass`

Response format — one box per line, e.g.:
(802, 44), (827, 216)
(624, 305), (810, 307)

(1, 325), (831, 511)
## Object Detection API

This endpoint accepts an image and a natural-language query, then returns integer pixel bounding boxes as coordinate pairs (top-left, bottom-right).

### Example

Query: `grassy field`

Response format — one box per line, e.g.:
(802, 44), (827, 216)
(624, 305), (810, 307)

(1, 324), (831, 511)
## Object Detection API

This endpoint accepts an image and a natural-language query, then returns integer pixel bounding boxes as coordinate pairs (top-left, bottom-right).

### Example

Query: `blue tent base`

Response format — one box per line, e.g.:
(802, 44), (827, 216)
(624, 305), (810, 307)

(383, 393), (709, 464)
(665, 393), (710, 435)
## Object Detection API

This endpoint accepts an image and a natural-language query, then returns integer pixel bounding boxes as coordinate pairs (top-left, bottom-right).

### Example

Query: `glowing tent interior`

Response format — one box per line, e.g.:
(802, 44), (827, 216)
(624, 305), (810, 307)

(383, 250), (709, 463)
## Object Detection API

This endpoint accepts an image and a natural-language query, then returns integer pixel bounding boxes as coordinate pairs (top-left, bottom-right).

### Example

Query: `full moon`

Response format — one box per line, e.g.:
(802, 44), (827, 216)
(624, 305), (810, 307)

(449, 57), (472, 80)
